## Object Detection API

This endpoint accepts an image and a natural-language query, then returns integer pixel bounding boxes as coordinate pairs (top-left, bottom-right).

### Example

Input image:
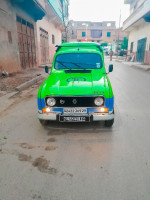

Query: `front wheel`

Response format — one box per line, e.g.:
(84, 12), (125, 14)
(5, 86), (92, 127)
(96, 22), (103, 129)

(105, 119), (114, 127)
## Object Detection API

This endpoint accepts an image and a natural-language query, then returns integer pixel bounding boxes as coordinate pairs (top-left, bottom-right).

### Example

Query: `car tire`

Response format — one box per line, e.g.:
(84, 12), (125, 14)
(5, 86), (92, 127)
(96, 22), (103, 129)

(105, 119), (114, 127)
(39, 119), (48, 126)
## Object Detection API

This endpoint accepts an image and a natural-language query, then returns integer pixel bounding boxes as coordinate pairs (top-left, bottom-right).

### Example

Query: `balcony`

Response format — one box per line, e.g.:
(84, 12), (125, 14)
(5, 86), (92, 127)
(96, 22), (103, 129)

(123, 0), (150, 30)
(13, 0), (46, 21)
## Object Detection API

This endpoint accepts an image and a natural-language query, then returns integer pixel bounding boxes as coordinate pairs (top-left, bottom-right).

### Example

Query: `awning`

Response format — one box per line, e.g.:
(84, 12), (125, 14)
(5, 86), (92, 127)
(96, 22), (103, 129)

(13, 0), (46, 21)
(143, 11), (150, 22)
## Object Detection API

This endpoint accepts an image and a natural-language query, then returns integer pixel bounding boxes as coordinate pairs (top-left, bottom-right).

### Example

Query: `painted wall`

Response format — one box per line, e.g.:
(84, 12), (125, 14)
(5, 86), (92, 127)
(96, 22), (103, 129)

(128, 21), (150, 63)
(0, 0), (20, 73)
(36, 0), (69, 65)
(36, 16), (62, 65)
(123, 0), (150, 30)
(128, 21), (150, 52)
(0, 0), (37, 73)
(130, 0), (145, 14)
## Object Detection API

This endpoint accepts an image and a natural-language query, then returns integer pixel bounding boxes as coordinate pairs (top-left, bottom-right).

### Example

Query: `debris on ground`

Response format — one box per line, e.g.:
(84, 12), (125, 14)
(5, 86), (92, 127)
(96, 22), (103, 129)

(2, 71), (9, 77)
(0, 68), (44, 96)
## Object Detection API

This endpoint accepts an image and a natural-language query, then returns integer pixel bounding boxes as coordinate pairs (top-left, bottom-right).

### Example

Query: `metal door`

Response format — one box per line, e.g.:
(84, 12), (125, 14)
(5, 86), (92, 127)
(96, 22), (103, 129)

(40, 28), (49, 65)
(16, 16), (36, 69)
(136, 38), (147, 62)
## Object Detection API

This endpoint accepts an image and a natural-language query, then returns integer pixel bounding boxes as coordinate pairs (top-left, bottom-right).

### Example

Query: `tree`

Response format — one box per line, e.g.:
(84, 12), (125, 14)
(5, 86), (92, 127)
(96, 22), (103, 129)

(121, 37), (128, 50)
(101, 43), (108, 47)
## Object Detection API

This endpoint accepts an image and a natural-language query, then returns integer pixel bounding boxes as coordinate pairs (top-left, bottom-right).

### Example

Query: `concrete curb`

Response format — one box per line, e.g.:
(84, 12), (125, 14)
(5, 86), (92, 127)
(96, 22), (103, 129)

(15, 75), (42, 92)
(131, 65), (150, 72)
(115, 59), (150, 72)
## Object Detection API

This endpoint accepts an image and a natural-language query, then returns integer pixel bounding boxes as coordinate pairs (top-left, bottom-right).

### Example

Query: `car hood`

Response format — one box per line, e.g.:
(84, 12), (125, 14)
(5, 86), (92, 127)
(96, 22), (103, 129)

(41, 71), (110, 98)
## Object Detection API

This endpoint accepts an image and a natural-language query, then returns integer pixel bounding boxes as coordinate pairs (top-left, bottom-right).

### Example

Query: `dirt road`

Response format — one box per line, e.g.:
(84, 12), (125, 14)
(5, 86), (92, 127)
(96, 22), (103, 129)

(0, 59), (150, 200)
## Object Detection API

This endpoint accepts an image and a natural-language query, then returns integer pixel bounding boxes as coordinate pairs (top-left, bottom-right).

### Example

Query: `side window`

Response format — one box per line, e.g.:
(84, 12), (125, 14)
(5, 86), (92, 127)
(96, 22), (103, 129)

(107, 32), (111, 37)
(52, 34), (55, 44)
(82, 32), (86, 37)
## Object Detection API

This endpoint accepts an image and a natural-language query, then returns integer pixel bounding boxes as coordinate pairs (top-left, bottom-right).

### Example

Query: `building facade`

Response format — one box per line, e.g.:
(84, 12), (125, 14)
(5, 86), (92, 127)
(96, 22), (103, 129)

(67, 20), (126, 50)
(123, 0), (150, 64)
(0, 0), (45, 73)
(0, 0), (69, 73)
(36, 0), (69, 66)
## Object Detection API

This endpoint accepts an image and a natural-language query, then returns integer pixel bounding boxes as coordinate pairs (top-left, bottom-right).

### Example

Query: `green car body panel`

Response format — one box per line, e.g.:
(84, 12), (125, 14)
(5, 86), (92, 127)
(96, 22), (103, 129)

(37, 42), (114, 123)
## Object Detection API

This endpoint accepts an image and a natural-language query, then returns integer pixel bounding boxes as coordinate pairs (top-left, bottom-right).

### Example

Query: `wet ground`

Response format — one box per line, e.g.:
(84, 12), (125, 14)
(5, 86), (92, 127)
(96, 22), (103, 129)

(0, 59), (150, 200)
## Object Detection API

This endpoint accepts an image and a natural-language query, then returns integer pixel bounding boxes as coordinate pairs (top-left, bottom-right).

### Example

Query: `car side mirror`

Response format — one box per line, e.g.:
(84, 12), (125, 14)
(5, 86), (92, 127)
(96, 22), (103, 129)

(45, 66), (49, 73)
(109, 64), (113, 72)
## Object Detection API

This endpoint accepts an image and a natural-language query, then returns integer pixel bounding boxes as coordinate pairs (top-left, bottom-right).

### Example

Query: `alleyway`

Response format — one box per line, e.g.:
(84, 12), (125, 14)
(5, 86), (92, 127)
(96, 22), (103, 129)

(0, 59), (150, 200)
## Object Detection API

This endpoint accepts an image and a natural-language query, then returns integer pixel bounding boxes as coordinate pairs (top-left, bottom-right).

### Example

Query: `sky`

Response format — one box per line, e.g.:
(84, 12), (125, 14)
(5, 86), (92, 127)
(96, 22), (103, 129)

(69, 0), (130, 28)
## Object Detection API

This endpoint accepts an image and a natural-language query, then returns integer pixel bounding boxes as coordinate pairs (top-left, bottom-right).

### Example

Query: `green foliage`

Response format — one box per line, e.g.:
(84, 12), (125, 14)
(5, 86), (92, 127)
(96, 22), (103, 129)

(121, 37), (128, 50)
(62, 39), (66, 43)
(101, 43), (108, 47)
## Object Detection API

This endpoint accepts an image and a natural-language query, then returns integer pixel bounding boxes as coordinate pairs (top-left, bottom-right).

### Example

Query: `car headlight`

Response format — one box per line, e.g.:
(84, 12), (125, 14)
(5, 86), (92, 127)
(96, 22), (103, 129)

(47, 98), (56, 107)
(94, 97), (104, 106)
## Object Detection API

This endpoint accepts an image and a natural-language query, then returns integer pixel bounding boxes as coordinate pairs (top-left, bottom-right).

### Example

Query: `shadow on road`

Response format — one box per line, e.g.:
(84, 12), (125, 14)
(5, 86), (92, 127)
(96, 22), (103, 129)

(42, 121), (114, 135)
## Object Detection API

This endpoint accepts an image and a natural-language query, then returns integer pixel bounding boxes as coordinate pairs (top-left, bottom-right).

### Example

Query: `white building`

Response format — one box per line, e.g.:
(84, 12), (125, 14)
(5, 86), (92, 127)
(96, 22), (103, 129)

(123, 0), (150, 64)
(36, 0), (69, 66)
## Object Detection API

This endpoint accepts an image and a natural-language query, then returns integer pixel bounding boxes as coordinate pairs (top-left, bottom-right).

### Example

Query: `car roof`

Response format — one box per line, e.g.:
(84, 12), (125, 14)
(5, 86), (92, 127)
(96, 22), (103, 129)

(55, 42), (103, 54)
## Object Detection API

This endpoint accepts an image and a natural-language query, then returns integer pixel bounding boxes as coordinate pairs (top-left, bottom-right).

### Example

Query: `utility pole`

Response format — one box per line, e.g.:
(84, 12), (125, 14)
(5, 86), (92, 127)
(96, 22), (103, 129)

(117, 10), (121, 57)
(85, 24), (88, 41)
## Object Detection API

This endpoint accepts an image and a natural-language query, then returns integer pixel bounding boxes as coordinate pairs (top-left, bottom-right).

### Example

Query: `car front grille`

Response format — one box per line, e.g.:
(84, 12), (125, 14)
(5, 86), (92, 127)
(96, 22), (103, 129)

(45, 96), (105, 107)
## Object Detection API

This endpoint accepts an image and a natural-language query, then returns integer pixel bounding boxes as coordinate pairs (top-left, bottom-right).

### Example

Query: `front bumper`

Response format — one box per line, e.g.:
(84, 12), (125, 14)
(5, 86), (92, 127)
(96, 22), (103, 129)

(38, 111), (114, 122)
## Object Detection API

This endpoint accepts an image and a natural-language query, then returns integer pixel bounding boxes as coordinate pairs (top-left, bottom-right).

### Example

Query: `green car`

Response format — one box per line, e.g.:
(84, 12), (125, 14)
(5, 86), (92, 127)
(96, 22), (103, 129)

(37, 42), (114, 127)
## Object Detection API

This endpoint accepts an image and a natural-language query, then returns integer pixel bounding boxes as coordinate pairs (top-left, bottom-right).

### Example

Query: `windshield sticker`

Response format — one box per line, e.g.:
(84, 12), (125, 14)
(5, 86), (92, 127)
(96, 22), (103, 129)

(96, 63), (101, 68)
(66, 77), (87, 82)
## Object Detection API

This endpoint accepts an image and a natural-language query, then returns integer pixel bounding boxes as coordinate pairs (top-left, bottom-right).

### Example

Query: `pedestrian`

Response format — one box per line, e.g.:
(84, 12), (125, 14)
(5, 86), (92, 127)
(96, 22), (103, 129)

(109, 49), (113, 61)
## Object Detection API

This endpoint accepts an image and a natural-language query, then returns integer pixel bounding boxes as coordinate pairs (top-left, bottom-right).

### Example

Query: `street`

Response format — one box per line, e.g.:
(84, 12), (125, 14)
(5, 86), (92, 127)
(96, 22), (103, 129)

(0, 58), (150, 200)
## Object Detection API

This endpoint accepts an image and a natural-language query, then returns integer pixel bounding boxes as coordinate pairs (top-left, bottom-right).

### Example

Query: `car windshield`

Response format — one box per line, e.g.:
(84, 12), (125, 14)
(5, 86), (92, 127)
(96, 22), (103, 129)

(54, 53), (103, 70)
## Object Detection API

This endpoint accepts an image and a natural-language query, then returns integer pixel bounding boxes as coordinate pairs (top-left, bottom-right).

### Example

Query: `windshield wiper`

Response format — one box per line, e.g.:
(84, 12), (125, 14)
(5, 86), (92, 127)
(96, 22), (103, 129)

(56, 61), (86, 70)
(70, 62), (86, 69)
(56, 61), (71, 70)
(71, 62), (99, 68)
